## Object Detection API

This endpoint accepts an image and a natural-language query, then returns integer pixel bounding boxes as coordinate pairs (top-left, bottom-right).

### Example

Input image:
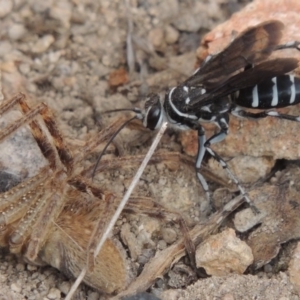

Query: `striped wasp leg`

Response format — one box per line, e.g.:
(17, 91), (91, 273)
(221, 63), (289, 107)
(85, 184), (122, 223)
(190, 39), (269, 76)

(274, 41), (300, 52)
(195, 126), (211, 203)
(232, 106), (300, 122)
(195, 115), (259, 213)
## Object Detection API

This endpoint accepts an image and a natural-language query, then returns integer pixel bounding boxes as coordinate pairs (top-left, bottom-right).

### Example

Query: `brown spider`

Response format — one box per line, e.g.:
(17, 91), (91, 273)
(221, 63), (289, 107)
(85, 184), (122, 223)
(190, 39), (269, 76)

(0, 93), (138, 294)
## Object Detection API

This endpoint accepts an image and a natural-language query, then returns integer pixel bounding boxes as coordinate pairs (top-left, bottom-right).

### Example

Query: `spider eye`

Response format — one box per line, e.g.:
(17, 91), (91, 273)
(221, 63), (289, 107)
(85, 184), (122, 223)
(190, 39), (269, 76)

(146, 104), (161, 130)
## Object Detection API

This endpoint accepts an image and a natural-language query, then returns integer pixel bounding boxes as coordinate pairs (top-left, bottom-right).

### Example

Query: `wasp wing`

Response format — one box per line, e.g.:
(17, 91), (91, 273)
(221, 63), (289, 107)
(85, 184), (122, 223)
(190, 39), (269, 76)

(184, 20), (284, 87)
(187, 58), (299, 110)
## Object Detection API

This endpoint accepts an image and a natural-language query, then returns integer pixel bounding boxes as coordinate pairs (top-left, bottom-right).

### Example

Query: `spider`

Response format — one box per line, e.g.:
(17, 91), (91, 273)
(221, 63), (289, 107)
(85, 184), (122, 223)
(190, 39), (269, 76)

(0, 93), (138, 294)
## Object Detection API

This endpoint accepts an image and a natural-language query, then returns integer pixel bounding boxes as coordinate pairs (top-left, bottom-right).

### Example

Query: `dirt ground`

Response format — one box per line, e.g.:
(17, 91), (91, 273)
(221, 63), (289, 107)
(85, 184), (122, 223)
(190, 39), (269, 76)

(1, 0), (300, 299)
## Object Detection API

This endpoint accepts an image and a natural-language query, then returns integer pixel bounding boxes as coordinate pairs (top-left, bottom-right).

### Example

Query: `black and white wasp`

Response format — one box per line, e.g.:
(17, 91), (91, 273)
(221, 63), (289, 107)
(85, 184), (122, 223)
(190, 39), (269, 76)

(98, 20), (300, 212)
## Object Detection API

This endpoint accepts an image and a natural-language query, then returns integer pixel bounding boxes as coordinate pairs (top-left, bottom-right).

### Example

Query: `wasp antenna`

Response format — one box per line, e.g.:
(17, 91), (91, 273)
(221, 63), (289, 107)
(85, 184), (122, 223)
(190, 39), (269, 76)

(104, 107), (141, 114)
(92, 116), (137, 180)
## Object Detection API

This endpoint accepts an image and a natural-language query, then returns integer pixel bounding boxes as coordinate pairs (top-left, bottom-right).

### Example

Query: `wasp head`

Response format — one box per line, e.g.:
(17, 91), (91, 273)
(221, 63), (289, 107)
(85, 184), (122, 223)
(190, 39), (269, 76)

(141, 93), (164, 130)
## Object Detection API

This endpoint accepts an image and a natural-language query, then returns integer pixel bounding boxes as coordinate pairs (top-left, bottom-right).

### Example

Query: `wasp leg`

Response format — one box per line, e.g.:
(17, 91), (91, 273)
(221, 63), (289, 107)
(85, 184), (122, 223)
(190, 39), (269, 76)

(232, 106), (300, 123)
(274, 41), (300, 52)
(197, 116), (259, 214)
(195, 126), (212, 204)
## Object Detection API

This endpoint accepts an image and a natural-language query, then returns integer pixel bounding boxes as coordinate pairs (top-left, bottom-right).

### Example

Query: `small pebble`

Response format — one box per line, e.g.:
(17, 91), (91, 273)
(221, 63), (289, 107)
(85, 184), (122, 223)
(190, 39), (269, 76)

(264, 264), (273, 273)
(19, 63), (31, 75)
(157, 239), (167, 250)
(58, 281), (70, 295)
(0, 41), (12, 57)
(161, 227), (177, 244)
(11, 283), (21, 293)
(196, 228), (254, 276)
(8, 24), (27, 41)
(222, 293), (236, 300)
(148, 27), (165, 49)
(87, 291), (100, 300)
(32, 35), (55, 54)
(47, 287), (61, 299)
(16, 263), (25, 272)
(27, 264), (38, 272)
(31, 272), (40, 280)
(32, 1), (53, 13)
(165, 25), (179, 44)
(0, 0), (13, 18)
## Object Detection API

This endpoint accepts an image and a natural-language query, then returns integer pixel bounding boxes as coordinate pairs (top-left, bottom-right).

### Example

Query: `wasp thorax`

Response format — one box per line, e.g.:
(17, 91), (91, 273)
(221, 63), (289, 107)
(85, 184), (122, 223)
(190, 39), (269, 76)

(143, 93), (163, 130)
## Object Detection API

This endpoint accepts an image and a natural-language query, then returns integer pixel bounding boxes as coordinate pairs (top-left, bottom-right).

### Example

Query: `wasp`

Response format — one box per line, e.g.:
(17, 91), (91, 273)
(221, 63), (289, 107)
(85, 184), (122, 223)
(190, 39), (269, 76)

(100, 20), (300, 212)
